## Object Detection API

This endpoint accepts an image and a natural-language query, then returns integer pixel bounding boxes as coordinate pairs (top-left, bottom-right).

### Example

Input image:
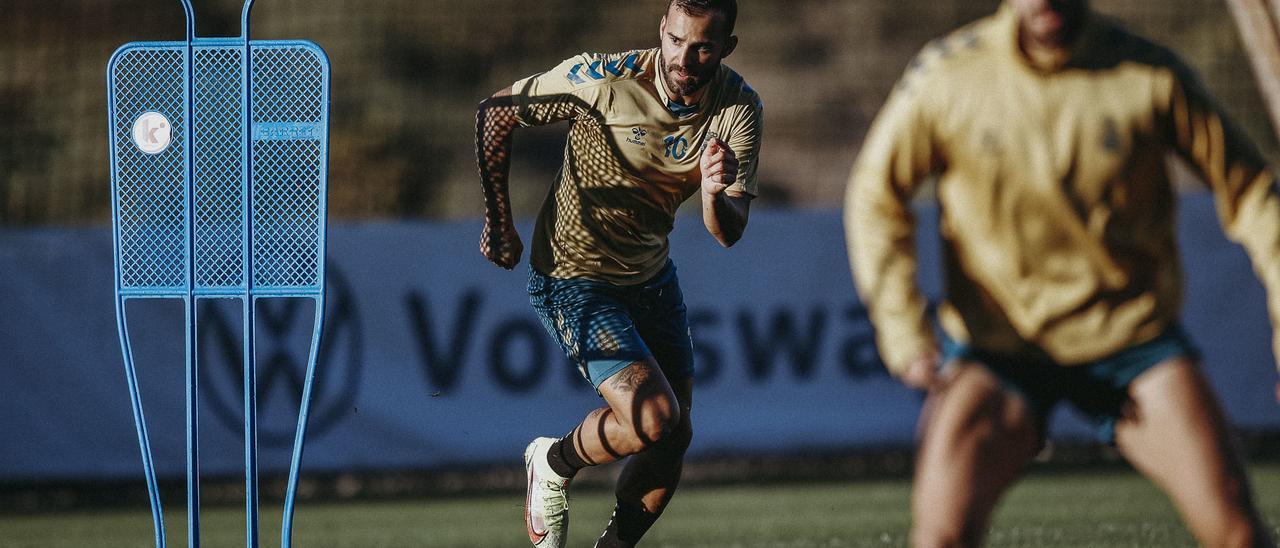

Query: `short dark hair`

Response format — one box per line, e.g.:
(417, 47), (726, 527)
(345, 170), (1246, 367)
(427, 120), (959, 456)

(669, 0), (737, 38)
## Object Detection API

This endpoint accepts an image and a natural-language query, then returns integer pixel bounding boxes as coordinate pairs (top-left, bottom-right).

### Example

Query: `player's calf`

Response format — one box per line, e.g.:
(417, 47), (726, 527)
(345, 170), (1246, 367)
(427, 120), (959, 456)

(597, 419), (693, 548)
(625, 392), (683, 451)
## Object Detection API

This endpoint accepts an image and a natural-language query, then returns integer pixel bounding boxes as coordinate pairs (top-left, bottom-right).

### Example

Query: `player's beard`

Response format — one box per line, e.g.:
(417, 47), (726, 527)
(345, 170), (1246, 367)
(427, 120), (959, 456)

(659, 54), (715, 99)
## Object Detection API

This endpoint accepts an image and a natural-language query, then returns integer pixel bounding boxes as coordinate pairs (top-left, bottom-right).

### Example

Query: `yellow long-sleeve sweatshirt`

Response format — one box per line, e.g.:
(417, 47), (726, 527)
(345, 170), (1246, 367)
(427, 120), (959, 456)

(846, 6), (1280, 375)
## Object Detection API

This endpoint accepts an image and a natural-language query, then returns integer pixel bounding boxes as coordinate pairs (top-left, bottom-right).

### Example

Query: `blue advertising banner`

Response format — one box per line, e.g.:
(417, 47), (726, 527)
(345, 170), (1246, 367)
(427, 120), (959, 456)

(0, 193), (1276, 481)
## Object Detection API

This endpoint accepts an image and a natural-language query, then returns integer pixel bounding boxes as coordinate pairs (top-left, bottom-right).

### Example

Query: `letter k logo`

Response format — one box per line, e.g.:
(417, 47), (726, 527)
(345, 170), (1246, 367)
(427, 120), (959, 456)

(132, 111), (172, 154)
(146, 119), (166, 143)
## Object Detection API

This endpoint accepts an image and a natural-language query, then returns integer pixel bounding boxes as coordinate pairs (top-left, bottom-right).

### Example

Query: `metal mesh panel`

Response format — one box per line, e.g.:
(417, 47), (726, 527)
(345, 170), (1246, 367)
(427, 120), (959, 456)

(251, 46), (325, 289)
(112, 47), (187, 290)
(253, 46), (325, 124)
(252, 139), (322, 288)
(193, 46), (246, 289)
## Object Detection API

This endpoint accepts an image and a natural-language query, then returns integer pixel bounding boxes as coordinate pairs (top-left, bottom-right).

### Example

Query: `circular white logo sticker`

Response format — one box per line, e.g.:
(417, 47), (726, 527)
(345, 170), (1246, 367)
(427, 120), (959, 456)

(132, 112), (172, 155)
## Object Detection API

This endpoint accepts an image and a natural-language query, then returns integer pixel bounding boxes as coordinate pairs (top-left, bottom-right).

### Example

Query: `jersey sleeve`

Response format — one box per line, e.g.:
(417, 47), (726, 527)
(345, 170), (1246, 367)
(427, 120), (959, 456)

(1163, 60), (1280, 370)
(843, 55), (945, 376)
(511, 53), (608, 127)
(724, 90), (764, 197)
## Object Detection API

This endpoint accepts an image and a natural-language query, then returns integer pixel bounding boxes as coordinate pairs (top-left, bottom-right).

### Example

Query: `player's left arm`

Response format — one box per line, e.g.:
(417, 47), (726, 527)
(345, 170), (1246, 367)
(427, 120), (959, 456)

(1165, 61), (1280, 396)
(701, 100), (762, 247)
(700, 138), (750, 247)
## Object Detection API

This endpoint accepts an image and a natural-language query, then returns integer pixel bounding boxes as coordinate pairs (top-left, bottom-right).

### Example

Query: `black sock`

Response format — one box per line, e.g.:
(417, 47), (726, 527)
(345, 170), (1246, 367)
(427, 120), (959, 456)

(546, 433), (589, 478)
(594, 499), (659, 548)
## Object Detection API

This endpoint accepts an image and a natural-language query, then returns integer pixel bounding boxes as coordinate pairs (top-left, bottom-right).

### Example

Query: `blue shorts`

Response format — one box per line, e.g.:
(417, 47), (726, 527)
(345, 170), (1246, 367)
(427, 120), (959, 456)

(528, 260), (695, 389)
(942, 325), (1199, 445)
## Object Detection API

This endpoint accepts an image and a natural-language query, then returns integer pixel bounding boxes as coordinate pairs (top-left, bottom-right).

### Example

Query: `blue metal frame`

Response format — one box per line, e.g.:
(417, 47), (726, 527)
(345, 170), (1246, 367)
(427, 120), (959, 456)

(108, 1), (330, 546)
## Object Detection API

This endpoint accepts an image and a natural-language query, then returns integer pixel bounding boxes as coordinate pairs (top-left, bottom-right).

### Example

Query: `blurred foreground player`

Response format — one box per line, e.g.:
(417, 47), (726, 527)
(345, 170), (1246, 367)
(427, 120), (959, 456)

(474, 0), (762, 546)
(845, 0), (1278, 545)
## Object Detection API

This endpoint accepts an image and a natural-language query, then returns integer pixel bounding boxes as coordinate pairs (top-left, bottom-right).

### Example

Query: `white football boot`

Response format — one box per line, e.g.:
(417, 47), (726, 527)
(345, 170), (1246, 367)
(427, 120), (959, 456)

(524, 437), (570, 547)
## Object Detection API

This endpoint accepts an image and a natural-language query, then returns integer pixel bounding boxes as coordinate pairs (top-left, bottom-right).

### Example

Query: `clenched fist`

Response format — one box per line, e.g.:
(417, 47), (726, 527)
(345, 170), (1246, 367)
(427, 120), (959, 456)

(480, 222), (523, 270)
(700, 138), (738, 197)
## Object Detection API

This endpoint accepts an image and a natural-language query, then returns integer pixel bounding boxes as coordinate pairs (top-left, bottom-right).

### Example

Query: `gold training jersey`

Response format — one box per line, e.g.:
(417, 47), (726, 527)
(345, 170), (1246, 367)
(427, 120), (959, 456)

(513, 48), (763, 285)
(846, 6), (1280, 373)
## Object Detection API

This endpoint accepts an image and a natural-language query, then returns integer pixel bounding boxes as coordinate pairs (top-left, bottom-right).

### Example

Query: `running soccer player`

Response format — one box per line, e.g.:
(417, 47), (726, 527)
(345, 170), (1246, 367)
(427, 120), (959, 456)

(845, 0), (1278, 546)
(474, 1), (761, 546)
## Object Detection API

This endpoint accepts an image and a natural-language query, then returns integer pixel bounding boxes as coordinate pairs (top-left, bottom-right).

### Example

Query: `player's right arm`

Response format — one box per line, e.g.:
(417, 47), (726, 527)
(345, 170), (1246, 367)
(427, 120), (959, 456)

(474, 54), (606, 269)
(476, 87), (523, 269)
(844, 58), (945, 390)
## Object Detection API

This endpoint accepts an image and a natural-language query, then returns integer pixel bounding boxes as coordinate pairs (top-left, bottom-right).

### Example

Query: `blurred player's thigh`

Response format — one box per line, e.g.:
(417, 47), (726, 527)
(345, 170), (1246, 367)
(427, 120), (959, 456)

(1114, 358), (1270, 547)
(912, 362), (1039, 547)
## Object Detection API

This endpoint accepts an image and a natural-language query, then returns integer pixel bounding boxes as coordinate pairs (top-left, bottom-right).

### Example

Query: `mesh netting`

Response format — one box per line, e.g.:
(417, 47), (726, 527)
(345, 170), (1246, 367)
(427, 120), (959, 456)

(112, 46), (188, 289)
(252, 45), (325, 289)
(111, 42), (326, 292)
(193, 45), (245, 288)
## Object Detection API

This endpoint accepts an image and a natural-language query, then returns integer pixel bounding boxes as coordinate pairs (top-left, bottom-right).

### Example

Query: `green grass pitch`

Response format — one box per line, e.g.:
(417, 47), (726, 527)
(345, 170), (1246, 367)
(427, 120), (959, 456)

(2, 464), (1277, 547)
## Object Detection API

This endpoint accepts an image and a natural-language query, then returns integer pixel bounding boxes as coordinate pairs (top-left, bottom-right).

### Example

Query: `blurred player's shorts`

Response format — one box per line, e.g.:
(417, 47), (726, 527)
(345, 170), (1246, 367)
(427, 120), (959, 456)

(529, 259), (695, 390)
(942, 324), (1200, 445)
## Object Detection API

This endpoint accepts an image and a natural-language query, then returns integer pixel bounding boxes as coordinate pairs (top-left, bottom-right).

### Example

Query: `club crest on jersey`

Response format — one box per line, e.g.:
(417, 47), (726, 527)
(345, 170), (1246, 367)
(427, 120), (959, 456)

(565, 53), (643, 85)
(627, 127), (647, 146)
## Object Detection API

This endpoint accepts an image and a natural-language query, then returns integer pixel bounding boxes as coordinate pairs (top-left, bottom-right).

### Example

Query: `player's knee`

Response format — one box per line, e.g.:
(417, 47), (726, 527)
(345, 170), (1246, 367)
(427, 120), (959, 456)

(634, 397), (681, 448)
(929, 391), (1031, 456)
(657, 417), (692, 454)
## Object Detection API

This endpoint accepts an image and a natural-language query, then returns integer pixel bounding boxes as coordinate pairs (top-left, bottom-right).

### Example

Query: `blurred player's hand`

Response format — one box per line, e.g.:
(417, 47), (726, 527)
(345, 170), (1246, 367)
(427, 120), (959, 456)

(480, 222), (523, 270)
(900, 350), (942, 391)
(700, 138), (738, 196)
